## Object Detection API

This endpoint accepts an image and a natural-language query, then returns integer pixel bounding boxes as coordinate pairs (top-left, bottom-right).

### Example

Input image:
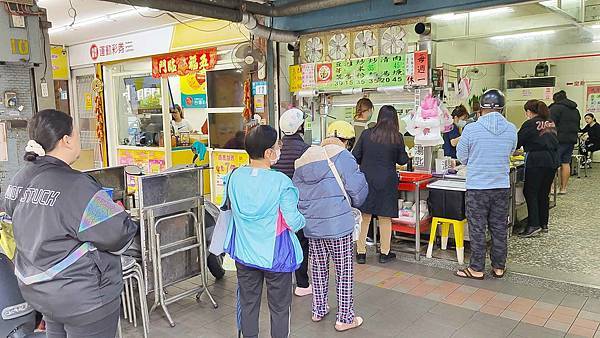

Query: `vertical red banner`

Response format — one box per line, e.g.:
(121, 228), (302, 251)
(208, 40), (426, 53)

(414, 51), (429, 86)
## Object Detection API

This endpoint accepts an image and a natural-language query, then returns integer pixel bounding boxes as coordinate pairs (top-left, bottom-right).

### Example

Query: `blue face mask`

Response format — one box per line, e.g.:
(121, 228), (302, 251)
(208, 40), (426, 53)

(457, 120), (467, 128)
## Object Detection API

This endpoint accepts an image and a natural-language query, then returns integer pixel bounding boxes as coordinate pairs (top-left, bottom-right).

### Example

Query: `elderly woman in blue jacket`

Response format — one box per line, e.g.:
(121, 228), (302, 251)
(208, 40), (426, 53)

(293, 121), (368, 332)
(223, 125), (306, 338)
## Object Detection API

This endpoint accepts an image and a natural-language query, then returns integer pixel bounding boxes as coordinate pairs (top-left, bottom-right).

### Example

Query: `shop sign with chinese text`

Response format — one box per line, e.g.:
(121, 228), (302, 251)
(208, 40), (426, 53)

(290, 54), (414, 92)
(413, 51), (429, 86)
(152, 48), (218, 78)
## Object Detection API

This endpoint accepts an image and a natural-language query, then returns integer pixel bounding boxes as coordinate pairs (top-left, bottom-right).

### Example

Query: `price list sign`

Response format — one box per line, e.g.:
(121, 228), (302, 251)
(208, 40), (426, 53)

(300, 54), (409, 91)
(376, 54), (405, 87)
(353, 57), (379, 87)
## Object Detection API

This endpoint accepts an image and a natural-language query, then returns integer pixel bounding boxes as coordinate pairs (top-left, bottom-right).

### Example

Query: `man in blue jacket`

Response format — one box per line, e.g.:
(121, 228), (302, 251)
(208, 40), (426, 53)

(272, 108), (312, 296)
(456, 89), (517, 280)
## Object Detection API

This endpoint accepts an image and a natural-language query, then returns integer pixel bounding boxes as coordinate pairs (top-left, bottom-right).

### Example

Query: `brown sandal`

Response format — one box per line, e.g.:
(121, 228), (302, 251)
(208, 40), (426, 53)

(492, 269), (505, 278)
(456, 268), (484, 280)
(335, 316), (364, 332)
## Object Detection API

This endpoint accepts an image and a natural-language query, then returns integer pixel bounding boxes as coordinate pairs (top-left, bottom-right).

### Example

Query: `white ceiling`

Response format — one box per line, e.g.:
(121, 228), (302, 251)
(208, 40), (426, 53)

(40, 0), (202, 46)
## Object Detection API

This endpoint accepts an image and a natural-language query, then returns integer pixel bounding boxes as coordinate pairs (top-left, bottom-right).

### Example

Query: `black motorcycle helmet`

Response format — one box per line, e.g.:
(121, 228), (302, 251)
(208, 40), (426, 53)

(480, 89), (506, 109)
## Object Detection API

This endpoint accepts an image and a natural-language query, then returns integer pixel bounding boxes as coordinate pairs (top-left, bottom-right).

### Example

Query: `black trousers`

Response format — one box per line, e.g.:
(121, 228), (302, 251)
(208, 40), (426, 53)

(295, 229), (309, 288)
(44, 305), (120, 338)
(524, 166), (555, 229)
(236, 262), (292, 338)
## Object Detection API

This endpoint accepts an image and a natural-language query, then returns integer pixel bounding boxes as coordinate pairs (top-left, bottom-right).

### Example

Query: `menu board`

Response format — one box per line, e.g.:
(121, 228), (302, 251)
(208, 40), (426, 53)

(301, 63), (316, 88)
(294, 54), (408, 92)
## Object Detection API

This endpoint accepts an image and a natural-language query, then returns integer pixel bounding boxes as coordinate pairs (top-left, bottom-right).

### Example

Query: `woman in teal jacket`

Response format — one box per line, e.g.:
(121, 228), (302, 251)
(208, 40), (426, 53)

(223, 125), (305, 338)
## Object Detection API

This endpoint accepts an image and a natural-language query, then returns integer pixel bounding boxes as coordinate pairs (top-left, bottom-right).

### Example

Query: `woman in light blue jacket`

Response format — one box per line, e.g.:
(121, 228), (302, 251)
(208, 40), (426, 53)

(293, 121), (368, 332)
(224, 125), (306, 338)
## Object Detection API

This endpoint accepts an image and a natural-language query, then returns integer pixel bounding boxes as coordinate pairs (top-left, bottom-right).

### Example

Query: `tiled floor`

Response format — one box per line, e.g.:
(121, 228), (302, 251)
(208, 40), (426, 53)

(121, 257), (600, 338)
(507, 166), (600, 283)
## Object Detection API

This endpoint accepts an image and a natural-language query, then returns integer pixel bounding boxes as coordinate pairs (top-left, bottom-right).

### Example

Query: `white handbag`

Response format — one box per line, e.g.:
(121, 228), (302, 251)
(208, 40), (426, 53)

(209, 169), (236, 255)
(323, 148), (362, 241)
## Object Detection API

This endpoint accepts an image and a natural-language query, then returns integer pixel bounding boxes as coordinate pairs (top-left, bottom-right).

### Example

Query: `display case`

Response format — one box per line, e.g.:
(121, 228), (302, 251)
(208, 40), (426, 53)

(116, 75), (167, 148)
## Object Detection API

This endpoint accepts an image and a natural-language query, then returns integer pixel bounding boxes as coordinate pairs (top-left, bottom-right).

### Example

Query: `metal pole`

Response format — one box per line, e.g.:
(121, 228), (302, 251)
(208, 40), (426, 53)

(415, 182), (421, 260)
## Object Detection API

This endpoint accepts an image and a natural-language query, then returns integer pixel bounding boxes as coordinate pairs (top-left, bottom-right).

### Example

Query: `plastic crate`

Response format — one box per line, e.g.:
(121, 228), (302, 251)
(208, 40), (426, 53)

(398, 172), (433, 191)
(391, 217), (432, 235)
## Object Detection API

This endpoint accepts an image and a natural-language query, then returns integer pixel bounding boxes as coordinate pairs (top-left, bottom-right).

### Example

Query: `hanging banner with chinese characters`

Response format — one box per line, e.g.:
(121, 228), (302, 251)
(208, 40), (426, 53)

(289, 65), (302, 92)
(152, 48), (218, 78)
(413, 51), (429, 86)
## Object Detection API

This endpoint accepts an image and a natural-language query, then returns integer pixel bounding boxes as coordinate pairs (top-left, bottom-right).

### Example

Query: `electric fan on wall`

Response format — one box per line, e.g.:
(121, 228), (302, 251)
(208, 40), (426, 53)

(381, 26), (406, 55)
(304, 37), (324, 63)
(353, 29), (377, 58)
(231, 42), (265, 72)
(328, 33), (349, 60)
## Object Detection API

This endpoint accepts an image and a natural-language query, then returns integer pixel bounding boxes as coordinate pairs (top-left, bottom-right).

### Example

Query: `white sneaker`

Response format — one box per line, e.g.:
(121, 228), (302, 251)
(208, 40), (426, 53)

(294, 285), (313, 297)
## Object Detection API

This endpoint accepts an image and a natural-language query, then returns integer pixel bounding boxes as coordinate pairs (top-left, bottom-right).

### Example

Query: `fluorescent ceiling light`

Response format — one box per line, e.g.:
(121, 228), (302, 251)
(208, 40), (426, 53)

(539, 1), (557, 7)
(490, 30), (555, 40)
(430, 13), (466, 21)
(431, 7), (513, 21)
(49, 7), (160, 34)
(591, 24), (600, 29)
(470, 7), (514, 17)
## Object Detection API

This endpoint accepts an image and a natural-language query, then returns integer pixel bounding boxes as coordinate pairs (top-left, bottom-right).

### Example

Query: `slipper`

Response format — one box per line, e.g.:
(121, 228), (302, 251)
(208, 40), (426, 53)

(455, 268), (484, 280)
(335, 316), (364, 332)
(492, 269), (505, 278)
(312, 306), (330, 322)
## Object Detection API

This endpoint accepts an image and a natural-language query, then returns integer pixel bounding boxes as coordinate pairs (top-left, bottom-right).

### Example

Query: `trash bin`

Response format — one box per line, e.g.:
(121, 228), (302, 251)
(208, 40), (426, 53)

(427, 180), (466, 220)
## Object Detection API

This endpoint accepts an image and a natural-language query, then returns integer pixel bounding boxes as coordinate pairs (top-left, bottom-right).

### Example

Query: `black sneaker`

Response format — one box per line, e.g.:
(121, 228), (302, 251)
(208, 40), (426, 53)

(379, 252), (397, 264)
(356, 253), (366, 264)
(519, 227), (542, 238)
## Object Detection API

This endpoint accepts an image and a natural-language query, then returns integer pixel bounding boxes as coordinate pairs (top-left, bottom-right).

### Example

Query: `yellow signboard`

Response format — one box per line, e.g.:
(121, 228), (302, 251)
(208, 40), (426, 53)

(10, 39), (29, 55)
(210, 149), (249, 206)
(50, 45), (69, 80)
(289, 65), (302, 93)
(170, 18), (248, 51)
(84, 93), (93, 111)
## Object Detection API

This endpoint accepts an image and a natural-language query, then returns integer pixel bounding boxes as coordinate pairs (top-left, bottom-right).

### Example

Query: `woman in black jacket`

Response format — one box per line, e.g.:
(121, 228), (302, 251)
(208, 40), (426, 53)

(3, 110), (138, 338)
(272, 108), (312, 297)
(518, 100), (559, 238)
(353, 106), (409, 264)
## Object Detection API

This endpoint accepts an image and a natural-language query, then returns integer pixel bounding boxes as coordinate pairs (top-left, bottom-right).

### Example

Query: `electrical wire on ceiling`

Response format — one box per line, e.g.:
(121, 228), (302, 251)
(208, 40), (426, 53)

(123, 0), (233, 33)
(67, 0), (77, 26)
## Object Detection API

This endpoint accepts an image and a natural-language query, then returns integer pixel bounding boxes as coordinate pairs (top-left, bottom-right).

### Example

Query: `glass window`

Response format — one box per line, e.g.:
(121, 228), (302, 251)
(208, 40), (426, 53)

(208, 112), (245, 149)
(207, 69), (246, 108)
(114, 74), (171, 147)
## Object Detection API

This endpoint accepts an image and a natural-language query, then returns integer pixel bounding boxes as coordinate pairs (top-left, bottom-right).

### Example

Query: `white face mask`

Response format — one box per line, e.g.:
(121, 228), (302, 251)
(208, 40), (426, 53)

(270, 148), (281, 165)
(457, 120), (467, 128)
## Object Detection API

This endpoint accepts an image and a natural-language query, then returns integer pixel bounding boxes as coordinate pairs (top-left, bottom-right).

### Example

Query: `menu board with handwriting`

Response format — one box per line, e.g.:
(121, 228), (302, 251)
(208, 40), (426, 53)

(310, 54), (407, 91)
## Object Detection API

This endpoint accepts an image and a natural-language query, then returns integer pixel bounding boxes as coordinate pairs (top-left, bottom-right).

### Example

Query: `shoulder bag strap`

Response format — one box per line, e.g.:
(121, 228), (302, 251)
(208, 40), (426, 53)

(223, 167), (238, 210)
(322, 147), (352, 208)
